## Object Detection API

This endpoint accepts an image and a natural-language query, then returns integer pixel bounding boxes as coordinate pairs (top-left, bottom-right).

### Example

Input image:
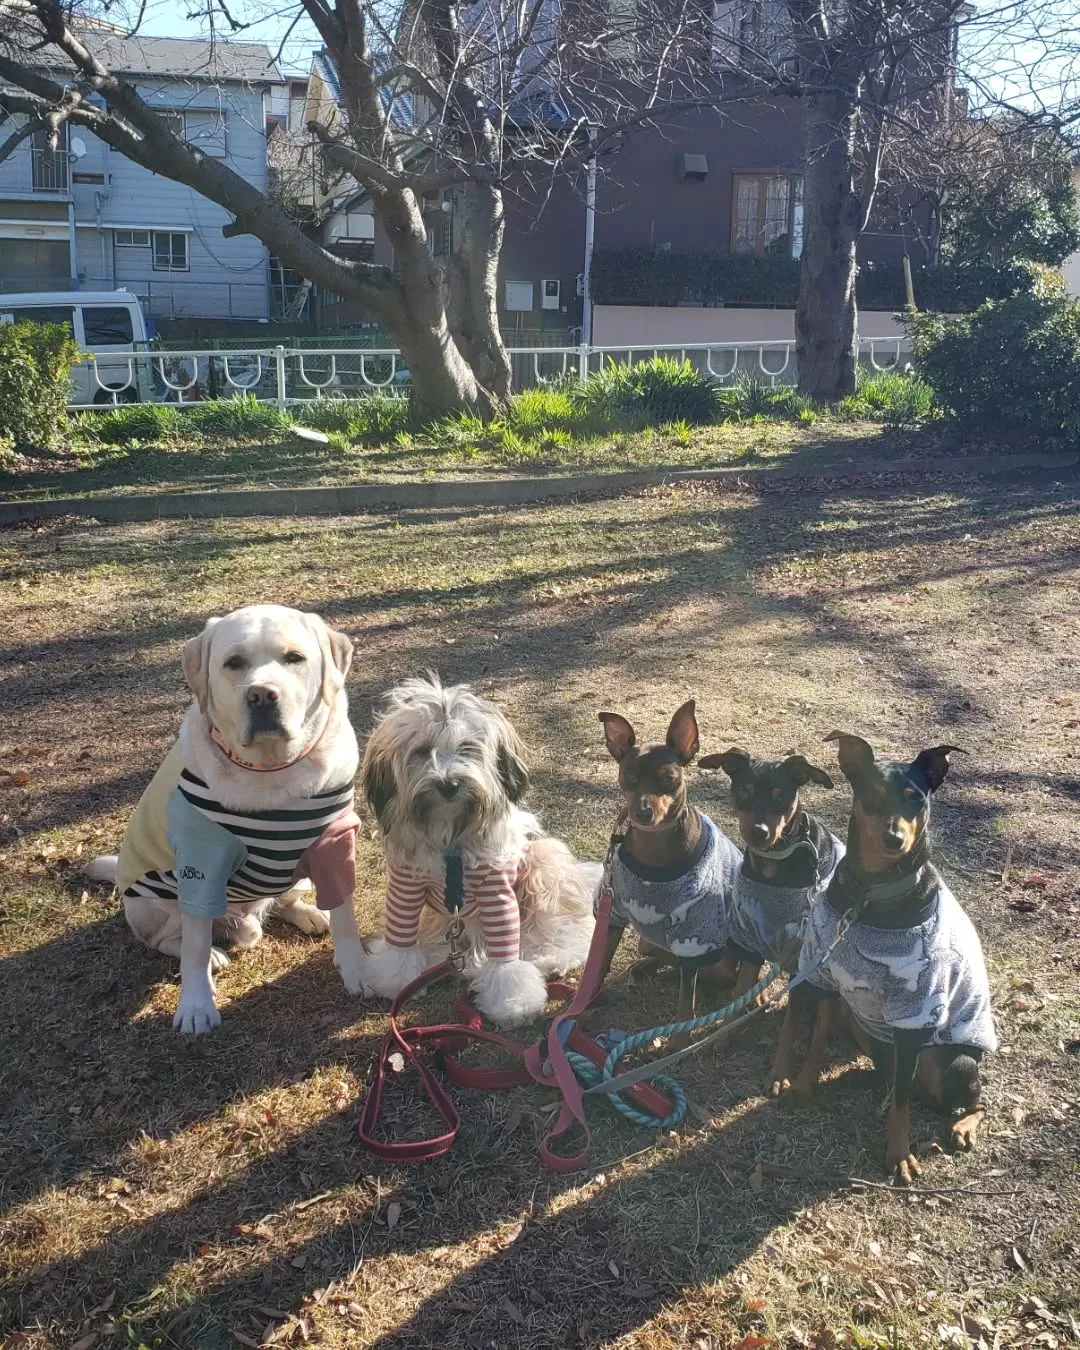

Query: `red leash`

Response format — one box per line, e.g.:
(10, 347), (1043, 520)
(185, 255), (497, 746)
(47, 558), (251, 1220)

(356, 824), (669, 1171)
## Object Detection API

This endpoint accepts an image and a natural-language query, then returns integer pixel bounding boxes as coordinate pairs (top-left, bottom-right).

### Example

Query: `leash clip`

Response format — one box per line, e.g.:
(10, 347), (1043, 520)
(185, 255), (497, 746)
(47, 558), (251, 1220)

(447, 916), (467, 973)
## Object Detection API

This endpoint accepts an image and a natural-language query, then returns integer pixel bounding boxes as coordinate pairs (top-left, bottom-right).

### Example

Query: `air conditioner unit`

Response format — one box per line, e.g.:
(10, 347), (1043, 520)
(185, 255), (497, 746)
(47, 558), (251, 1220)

(541, 278), (561, 310)
(677, 152), (709, 182)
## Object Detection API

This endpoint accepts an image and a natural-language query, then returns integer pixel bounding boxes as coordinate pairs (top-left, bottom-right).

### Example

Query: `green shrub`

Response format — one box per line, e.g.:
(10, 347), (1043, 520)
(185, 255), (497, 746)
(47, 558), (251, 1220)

(0, 321), (81, 452)
(74, 402), (182, 445)
(508, 386), (582, 437)
(294, 394), (410, 444)
(580, 357), (718, 428)
(910, 292), (1080, 442)
(855, 370), (939, 428)
(714, 376), (791, 422)
(185, 392), (293, 439)
(592, 248), (1037, 312)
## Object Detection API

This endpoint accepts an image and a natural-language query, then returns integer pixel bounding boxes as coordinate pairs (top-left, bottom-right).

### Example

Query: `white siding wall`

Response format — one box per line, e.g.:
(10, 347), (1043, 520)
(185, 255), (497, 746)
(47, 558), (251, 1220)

(0, 78), (270, 315)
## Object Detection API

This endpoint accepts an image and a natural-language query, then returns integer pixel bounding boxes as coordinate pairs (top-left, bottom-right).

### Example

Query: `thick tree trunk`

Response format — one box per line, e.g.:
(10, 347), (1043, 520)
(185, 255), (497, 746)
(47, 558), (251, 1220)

(796, 90), (863, 403)
(447, 183), (513, 408)
(374, 184), (489, 422)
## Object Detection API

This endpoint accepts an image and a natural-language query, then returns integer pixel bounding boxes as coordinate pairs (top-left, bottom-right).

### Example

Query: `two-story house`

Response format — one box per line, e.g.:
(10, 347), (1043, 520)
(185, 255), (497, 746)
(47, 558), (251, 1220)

(305, 0), (954, 345)
(0, 27), (283, 323)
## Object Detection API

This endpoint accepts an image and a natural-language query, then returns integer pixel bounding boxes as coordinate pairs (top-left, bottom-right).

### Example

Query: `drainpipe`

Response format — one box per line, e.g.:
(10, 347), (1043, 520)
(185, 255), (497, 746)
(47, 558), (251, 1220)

(581, 127), (597, 348)
(67, 200), (78, 285)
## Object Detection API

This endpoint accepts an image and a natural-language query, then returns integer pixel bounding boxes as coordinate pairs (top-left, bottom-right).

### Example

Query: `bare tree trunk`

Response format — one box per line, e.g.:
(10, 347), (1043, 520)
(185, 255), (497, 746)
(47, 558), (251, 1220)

(372, 181), (488, 420)
(796, 90), (862, 402)
(448, 183), (512, 407)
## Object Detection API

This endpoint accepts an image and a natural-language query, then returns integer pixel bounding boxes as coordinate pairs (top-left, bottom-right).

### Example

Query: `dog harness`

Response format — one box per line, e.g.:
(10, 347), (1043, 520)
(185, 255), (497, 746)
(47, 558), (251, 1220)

(606, 813), (742, 959)
(800, 865), (998, 1051)
(116, 741), (360, 920)
(384, 855), (526, 962)
(730, 815), (845, 966)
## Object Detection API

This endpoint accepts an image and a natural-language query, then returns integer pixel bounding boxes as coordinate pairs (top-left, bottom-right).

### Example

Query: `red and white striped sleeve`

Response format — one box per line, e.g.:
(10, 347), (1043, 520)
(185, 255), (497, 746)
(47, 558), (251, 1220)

(465, 859), (522, 963)
(385, 862), (430, 949)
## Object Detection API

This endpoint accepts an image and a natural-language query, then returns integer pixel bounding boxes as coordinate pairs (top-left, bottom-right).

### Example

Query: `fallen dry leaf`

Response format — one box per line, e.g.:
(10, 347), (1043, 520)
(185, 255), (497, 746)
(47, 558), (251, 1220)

(386, 1201), (401, 1230)
(733, 1336), (775, 1350)
(503, 1299), (524, 1325)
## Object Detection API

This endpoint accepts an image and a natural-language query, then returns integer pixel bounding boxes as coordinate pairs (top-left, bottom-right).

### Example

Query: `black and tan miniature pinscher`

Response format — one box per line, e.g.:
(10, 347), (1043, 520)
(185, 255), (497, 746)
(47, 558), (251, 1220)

(779, 732), (995, 1185)
(699, 747), (842, 1007)
(595, 701), (743, 1047)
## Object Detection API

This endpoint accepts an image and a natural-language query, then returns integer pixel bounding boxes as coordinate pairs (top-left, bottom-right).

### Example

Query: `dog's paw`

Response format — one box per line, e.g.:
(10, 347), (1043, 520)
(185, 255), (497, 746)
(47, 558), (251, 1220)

(281, 902), (331, 937)
(334, 940), (375, 998)
(888, 1151), (921, 1186)
(767, 1075), (792, 1099)
(949, 1110), (983, 1153)
(209, 946), (230, 972)
(360, 941), (431, 1000)
(471, 958), (547, 1028)
(173, 992), (221, 1035)
(787, 1071), (817, 1106)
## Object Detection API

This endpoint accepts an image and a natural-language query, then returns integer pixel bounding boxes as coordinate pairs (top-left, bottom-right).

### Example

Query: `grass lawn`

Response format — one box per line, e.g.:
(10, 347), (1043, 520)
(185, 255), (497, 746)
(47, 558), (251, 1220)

(0, 421), (973, 501)
(1, 470), (1078, 1349)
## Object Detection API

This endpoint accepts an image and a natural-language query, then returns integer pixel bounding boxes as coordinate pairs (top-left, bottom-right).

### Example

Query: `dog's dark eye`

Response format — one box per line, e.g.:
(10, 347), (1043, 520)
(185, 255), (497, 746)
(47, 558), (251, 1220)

(223, 655), (246, 671)
(282, 651), (306, 665)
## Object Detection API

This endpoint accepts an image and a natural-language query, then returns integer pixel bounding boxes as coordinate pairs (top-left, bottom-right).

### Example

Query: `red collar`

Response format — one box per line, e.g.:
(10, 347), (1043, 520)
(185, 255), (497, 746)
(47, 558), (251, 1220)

(210, 714), (329, 773)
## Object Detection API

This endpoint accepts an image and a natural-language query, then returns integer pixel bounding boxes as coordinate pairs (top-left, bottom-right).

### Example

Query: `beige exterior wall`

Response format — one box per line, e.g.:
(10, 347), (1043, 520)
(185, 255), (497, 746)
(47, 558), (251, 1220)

(591, 305), (910, 347)
(1063, 166), (1080, 298)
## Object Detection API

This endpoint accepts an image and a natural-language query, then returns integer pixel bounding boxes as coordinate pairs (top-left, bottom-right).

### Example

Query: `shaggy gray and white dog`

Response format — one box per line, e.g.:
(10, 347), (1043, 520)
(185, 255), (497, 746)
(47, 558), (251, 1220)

(359, 675), (599, 1026)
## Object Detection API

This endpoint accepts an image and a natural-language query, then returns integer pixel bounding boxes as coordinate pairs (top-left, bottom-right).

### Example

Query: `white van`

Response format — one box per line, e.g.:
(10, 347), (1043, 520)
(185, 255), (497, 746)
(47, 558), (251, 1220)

(0, 289), (153, 406)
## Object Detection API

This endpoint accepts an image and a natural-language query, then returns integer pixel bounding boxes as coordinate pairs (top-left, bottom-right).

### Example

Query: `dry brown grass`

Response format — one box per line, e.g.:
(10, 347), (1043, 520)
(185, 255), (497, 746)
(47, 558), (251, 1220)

(1, 470), (1078, 1350)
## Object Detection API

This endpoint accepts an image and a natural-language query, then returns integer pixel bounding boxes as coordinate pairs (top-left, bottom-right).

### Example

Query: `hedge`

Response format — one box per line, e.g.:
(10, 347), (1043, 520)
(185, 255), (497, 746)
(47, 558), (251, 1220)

(0, 321), (81, 453)
(590, 249), (1037, 313)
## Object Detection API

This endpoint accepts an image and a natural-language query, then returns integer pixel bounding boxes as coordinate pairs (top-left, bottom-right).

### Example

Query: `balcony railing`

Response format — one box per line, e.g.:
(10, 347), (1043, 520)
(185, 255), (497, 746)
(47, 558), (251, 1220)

(31, 146), (69, 194)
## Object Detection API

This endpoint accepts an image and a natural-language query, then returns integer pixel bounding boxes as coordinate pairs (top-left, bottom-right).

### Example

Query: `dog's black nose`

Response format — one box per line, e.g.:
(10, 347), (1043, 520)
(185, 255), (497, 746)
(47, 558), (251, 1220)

(750, 823), (770, 845)
(246, 685), (280, 706)
(634, 799), (654, 823)
(436, 778), (461, 799)
(883, 828), (906, 852)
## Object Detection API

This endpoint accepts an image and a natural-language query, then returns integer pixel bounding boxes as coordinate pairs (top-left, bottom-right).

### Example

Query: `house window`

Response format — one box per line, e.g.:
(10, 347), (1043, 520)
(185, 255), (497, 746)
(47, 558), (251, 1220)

(732, 173), (804, 257)
(153, 232), (189, 271)
(31, 124), (69, 193)
(161, 108), (227, 157)
(114, 230), (151, 248)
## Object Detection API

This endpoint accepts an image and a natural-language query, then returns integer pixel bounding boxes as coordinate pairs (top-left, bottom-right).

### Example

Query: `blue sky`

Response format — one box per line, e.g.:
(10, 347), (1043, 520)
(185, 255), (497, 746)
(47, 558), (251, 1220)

(120, 1), (322, 73)
(119, 0), (1079, 114)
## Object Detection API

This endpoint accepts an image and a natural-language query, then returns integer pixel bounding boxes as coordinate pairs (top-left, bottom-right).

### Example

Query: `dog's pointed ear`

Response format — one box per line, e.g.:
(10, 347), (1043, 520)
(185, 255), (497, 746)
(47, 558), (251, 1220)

(181, 616), (222, 714)
(666, 700), (700, 765)
(304, 613), (354, 706)
(825, 730), (876, 783)
(783, 754), (834, 789)
(361, 740), (396, 825)
(494, 716), (529, 803)
(698, 747), (752, 779)
(910, 744), (964, 793)
(599, 711), (636, 762)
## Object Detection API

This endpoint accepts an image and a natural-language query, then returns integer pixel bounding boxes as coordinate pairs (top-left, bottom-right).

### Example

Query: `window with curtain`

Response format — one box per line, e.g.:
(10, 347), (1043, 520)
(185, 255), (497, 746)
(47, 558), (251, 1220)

(731, 173), (804, 257)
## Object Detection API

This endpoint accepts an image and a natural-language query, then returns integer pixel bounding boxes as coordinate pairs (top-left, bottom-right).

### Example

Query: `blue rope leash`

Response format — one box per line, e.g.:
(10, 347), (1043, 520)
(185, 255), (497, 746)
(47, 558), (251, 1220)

(565, 960), (783, 1130)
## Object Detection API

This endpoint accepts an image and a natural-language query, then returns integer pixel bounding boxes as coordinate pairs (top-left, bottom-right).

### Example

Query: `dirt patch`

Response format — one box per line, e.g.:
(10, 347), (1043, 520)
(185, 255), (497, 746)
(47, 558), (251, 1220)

(1, 472), (1078, 1349)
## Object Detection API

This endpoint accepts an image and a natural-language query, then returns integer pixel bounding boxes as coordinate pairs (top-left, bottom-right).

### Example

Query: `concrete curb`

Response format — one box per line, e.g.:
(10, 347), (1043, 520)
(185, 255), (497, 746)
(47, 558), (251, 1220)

(2, 450), (1077, 527)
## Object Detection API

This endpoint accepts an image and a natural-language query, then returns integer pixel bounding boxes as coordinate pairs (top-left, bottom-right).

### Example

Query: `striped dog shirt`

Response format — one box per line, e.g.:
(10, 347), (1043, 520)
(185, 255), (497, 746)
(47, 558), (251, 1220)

(116, 739), (361, 920)
(385, 856), (525, 962)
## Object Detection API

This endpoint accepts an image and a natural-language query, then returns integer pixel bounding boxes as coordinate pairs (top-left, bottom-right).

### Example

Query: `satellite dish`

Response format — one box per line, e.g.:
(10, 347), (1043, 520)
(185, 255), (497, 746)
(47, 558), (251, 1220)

(70, 137), (87, 161)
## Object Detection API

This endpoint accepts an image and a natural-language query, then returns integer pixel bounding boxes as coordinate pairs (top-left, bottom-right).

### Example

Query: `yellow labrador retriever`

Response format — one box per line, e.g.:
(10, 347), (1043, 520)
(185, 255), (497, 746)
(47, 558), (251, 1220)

(88, 605), (370, 1033)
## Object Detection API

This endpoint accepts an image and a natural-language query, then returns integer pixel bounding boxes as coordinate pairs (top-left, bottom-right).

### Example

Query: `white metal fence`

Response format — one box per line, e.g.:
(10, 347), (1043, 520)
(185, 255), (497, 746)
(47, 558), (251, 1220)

(72, 335), (909, 410)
